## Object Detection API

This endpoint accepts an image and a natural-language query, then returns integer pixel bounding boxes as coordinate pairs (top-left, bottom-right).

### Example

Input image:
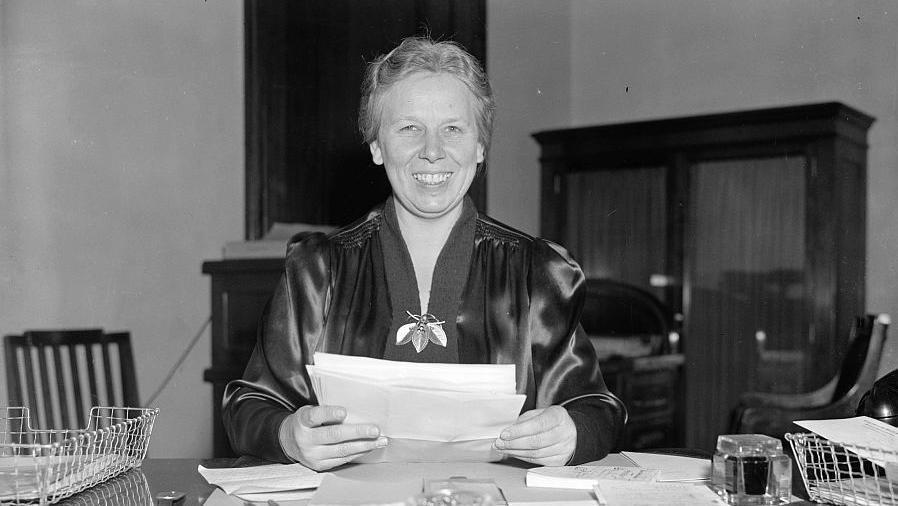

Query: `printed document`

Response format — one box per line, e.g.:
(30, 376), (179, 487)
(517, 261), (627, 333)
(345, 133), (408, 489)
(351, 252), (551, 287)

(592, 480), (725, 505)
(620, 452), (712, 482)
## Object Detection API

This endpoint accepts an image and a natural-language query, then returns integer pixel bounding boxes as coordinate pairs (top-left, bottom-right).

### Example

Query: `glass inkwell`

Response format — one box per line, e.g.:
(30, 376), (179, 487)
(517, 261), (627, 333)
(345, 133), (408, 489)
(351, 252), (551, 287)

(712, 434), (792, 505)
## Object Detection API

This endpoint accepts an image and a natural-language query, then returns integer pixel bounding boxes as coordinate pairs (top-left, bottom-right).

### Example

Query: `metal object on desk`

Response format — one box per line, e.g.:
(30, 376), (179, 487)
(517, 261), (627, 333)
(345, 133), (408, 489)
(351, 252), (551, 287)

(408, 491), (495, 506)
(154, 490), (185, 506)
(711, 434), (791, 505)
(786, 432), (898, 505)
(412, 477), (503, 506)
(0, 406), (158, 505)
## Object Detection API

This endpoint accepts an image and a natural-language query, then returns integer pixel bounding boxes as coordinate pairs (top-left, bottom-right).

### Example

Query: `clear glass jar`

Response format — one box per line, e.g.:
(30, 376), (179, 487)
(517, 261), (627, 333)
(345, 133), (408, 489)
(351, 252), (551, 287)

(712, 434), (792, 505)
(406, 489), (495, 506)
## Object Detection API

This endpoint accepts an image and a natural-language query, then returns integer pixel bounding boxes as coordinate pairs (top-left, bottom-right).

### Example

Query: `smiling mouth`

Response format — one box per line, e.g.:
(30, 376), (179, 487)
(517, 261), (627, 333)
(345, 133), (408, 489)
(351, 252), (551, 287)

(413, 172), (452, 185)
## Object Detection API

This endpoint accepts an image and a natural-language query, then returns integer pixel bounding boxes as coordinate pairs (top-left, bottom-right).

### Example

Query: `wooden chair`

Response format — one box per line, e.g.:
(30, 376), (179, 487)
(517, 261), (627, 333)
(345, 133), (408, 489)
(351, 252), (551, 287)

(729, 314), (890, 439)
(3, 329), (139, 429)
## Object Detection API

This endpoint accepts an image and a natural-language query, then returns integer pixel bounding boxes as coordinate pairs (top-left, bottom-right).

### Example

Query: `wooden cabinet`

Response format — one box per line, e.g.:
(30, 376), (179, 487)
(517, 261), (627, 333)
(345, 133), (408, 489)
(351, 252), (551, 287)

(533, 102), (873, 450)
(202, 258), (283, 457)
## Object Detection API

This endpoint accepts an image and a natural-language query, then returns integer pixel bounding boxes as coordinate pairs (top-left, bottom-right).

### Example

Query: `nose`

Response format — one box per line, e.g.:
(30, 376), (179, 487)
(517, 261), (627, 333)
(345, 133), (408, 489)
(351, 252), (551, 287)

(417, 131), (445, 162)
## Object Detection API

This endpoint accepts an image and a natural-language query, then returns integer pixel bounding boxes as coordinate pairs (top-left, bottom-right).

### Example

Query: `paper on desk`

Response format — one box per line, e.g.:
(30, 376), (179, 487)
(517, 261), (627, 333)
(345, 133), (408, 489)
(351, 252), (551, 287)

(198, 463), (323, 495)
(307, 353), (526, 463)
(309, 474), (422, 506)
(593, 480), (725, 505)
(794, 416), (898, 467)
(621, 452), (711, 482)
(526, 465), (661, 489)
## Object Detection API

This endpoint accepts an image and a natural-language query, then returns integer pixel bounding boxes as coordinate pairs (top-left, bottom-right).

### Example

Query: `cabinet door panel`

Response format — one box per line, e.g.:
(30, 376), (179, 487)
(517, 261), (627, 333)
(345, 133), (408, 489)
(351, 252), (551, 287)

(564, 167), (667, 299)
(684, 156), (808, 449)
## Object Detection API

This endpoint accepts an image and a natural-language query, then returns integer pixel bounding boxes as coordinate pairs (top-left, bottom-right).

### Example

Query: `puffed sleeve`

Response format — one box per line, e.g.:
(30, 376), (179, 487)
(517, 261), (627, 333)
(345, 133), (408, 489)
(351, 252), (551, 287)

(221, 233), (332, 462)
(528, 240), (627, 464)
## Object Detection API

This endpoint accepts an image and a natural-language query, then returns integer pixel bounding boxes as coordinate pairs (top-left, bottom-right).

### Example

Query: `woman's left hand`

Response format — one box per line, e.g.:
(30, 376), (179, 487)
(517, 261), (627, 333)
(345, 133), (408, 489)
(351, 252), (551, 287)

(493, 405), (576, 466)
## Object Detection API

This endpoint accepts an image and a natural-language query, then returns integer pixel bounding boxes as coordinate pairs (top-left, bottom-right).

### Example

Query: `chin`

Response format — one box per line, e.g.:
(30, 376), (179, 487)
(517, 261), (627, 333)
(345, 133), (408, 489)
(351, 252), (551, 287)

(409, 200), (456, 217)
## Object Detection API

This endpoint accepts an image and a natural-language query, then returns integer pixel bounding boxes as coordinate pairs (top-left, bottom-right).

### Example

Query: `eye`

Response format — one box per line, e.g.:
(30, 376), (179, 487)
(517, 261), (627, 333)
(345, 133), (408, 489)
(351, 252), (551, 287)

(399, 124), (420, 133)
(445, 125), (463, 134)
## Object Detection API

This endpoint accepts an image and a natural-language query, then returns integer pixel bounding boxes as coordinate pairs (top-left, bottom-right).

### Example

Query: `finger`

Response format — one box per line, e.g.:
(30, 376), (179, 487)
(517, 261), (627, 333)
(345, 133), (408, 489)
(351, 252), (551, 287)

(306, 437), (389, 470)
(499, 441), (572, 466)
(496, 424), (561, 452)
(309, 422), (382, 445)
(299, 405), (347, 428)
(499, 409), (559, 441)
(315, 436), (389, 461)
(498, 439), (565, 459)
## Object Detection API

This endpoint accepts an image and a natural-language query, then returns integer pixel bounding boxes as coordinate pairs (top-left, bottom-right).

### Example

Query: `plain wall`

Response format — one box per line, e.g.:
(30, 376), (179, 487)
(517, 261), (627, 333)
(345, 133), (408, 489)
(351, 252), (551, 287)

(486, 0), (572, 233)
(0, 1), (244, 458)
(487, 0), (898, 377)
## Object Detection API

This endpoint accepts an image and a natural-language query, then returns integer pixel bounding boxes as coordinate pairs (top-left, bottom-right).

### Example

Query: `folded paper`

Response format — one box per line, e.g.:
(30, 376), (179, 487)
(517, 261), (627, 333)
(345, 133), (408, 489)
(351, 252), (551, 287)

(308, 353), (526, 463)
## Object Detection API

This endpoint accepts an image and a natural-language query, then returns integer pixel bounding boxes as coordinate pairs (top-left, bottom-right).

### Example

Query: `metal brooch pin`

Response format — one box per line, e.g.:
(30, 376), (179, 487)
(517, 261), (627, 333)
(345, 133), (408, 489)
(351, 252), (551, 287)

(396, 311), (447, 353)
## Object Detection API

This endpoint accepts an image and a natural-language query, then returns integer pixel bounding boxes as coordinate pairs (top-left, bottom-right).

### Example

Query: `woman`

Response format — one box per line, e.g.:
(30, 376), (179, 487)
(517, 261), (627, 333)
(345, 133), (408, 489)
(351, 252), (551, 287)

(222, 36), (625, 472)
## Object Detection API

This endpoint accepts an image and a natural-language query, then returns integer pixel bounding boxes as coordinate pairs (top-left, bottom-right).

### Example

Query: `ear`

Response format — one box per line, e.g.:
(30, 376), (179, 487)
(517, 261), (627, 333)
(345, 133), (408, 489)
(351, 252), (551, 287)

(369, 141), (383, 166)
(476, 142), (485, 164)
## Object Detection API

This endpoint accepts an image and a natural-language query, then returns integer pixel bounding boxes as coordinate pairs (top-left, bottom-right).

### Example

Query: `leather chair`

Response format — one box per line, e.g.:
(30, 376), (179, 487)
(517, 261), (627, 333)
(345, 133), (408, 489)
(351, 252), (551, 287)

(729, 314), (890, 439)
(4, 329), (139, 429)
(580, 278), (673, 338)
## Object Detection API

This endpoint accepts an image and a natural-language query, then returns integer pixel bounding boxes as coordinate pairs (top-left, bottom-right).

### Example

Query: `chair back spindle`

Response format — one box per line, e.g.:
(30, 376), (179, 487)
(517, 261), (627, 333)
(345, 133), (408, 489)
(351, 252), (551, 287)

(3, 329), (140, 430)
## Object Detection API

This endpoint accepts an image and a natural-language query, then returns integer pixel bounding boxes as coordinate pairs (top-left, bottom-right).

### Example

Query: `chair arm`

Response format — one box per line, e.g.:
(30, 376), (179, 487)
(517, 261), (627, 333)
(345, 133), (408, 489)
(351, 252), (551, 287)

(735, 395), (858, 438)
(737, 376), (838, 409)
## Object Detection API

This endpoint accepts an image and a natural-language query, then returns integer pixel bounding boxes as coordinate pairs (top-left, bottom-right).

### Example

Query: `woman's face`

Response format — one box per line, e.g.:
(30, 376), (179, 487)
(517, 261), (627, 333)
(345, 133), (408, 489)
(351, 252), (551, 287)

(369, 72), (484, 221)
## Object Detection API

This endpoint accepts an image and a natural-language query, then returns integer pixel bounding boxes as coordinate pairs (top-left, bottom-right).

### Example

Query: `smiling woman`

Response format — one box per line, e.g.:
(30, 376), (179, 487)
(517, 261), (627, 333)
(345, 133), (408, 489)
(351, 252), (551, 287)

(222, 36), (626, 472)
(370, 72), (484, 223)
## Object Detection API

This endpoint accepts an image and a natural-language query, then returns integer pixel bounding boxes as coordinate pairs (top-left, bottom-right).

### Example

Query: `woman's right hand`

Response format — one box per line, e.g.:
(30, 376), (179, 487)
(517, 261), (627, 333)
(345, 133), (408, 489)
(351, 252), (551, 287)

(278, 405), (388, 471)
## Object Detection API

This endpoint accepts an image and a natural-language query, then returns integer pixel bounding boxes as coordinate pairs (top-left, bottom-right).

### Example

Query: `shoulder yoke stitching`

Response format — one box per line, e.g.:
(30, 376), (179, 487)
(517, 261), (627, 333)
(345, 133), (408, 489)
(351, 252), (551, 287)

(332, 214), (382, 248)
(476, 219), (522, 247)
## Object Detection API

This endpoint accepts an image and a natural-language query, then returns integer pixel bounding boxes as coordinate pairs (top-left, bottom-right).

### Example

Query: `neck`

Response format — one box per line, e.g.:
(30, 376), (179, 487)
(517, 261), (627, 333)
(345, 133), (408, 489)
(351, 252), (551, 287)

(393, 197), (462, 248)
(392, 197), (464, 313)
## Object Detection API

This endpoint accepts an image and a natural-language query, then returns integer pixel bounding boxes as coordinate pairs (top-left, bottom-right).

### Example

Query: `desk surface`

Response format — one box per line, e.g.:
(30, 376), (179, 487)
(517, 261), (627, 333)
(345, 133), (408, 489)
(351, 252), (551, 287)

(53, 457), (815, 505)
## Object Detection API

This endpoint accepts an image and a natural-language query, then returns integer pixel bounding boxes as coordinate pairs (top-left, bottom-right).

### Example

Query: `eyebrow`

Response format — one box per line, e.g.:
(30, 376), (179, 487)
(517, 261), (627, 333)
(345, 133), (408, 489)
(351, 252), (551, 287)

(391, 115), (470, 124)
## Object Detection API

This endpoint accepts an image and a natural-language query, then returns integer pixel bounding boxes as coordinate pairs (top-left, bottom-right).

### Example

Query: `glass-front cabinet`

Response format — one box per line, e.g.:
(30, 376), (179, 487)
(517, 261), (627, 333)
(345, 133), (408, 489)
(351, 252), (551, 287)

(534, 102), (873, 449)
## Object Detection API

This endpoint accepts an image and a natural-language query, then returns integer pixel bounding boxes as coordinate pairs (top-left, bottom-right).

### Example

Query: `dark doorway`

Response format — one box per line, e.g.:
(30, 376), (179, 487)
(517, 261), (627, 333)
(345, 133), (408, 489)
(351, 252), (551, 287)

(244, 0), (487, 238)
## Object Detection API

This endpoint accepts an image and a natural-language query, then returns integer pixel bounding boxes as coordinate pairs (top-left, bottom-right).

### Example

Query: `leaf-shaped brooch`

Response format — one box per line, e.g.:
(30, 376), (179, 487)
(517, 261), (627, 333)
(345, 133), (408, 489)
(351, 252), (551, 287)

(396, 310), (447, 353)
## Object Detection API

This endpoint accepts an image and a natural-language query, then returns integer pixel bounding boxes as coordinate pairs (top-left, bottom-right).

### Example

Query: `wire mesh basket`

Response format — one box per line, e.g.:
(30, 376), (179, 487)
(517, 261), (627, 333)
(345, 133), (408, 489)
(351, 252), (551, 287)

(0, 406), (158, 505)
(786, 432), (898, 505)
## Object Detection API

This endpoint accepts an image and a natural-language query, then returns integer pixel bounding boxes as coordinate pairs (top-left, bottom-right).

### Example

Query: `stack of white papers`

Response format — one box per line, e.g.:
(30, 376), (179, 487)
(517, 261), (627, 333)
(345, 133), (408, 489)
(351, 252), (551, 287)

(198, 463), (323, 502)
(621, 452), (712, 482)
(523, 455), (719, 506)
(526, 465), (661, 489)
(307, 352), (526, 463)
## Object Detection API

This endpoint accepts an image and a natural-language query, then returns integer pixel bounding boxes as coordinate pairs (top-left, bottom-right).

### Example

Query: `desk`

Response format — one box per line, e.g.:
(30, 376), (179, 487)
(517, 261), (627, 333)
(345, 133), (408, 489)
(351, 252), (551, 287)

(53, 458), (815, 505)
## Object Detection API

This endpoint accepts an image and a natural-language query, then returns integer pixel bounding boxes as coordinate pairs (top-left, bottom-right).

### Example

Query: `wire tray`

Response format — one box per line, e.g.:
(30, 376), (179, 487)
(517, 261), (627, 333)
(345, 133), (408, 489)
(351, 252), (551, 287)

(787, 432), (898, 505)
(0, 406), (158, 505)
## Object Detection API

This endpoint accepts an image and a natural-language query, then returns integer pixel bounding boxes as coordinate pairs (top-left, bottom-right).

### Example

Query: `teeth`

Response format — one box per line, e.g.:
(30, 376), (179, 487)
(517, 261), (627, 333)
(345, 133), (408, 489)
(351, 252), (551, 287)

(413, 172), (451, 184)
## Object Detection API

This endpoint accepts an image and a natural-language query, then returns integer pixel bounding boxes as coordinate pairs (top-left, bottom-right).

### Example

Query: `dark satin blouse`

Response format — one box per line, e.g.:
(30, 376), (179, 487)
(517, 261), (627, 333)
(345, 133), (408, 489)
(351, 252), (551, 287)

(222, 198), (626, 464)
